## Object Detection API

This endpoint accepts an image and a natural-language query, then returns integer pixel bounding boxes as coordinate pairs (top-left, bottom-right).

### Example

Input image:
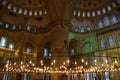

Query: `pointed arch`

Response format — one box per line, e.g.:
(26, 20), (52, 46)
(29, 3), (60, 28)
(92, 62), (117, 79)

(81, 42), (93, 53)
(69, 38), (77, 55)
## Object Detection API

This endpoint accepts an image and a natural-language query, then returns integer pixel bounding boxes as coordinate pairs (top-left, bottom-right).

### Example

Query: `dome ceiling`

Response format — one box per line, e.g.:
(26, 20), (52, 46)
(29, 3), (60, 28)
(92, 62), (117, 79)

(73, 0), (119, 17)
(11, 0), (45, 9)
(75, 0), (115, 10)
(0, 0), (120, 33)
(1, 0), (47, 16)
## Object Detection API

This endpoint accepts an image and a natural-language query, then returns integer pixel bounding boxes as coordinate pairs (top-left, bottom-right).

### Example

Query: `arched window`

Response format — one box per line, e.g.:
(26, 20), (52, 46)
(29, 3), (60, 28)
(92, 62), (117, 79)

(9, 43), (14, 49)
(0, 37), (7, 48)
(7, 3), (12, 10)
(24, 43), (34, 54)
(44, 42), (51, 57)
(44, 10), (47, 15)
(33, 27), (37, 32)
(12, 25), (16, 30)
(111, 15), (118, 24)
(5, 24), (9, 29)
(69, 39), (77, 55)
(34, 11), (38, 16)
(19, 25), (22, 30)
(102, 8), (106, 13)
(97, 10), (101, 15)
(13, 6), (17, 12)
(26, 47), (31, 53)
(24, 10), (27, 15)
(2, 0), (8, 6)
(104, 17), (110, 26)
(80, 27), (84, 32)
(92, 11), (95, 16)
(6, 59), (12, 64)
(39, 10), (42, 15)
(86, 26), (91, 31)
(108, 36), (114, 47)
(27, 25), (31, 31)
(73, 10), (76, 16)
(18, 8), (22, 14)
(49, 52), (52, 57)
(70, 49), (74, 55)
(112, 2), (116, 7)
(87, 12), (90, 17)
(44, 48), (48, 56)
(107, 6), (111, 11)
(29, 10), (32, 16)
(100, 39), (105, 49)
(82, 12), (85, 17)
(98, 21), (103, 28)
(78, 11), (81, 16)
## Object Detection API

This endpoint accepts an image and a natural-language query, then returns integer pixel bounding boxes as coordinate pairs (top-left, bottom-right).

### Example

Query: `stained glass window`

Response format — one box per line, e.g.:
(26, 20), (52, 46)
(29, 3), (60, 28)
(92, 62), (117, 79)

(27, 26), (31, 31)
(104, 17), (110, 26)
(70, 49), (74, 55)
(111, 16), (118, 24)
(108, 36), (114, 47)
(44, 48), (48, 56)
(100, 39), (105, 49)
(9, 43), (14, 49)
(13, 6), (17, 12)
(27, 47), (31, 53)
(0, 37), (7, 47)
(18, 8), (22, 14)
(12, 25), (16, 30)
(5, 24), (9, 29)
(98, 21), (103, 28)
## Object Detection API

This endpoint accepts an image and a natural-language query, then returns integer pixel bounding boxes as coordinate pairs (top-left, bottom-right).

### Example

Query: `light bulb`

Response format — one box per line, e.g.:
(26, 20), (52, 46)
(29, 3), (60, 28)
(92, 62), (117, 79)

(29, 61), (32, 64)
(53, 60), (56, 63)
(81, 59), (84, 62)
(105, 60), (108, 63)
(67, 60), (70, 63)
(94, 59), (97, 62)
(115, 60), (117, 64)
(21, 61), (23, 65)
(75, 61), (77, 65)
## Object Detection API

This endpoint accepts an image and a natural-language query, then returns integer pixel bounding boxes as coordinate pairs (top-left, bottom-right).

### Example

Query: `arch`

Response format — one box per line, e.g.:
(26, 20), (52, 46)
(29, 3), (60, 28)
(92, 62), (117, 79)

(81, 42), (93, 53)
(0, 32), (9, 48)
(103, 17), (110, 26)
(69, 39), (77, 49)
(24, 42), (34, 53)
(43, 41), (51, 57)
(69, 39), (77, 55)
(110, 15), (118, 24)
(9, 43), (14, 49)
(0, 36), (7, 48)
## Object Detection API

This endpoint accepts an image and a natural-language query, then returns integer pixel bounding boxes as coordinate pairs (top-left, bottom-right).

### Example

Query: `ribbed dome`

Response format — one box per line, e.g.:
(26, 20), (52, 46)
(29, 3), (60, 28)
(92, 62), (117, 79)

(73, 0), (119, 17)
